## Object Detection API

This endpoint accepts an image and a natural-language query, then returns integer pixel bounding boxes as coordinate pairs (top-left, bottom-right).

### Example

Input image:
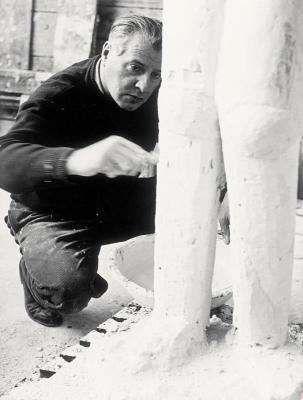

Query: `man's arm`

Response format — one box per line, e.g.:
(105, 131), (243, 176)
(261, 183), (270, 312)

(66, 135), (157, 178)
(0, 99), (157, 194)
(0, 99), (74, 194)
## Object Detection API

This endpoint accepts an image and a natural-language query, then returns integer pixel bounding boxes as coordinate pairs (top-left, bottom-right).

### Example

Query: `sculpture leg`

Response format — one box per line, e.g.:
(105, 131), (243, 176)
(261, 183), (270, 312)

(216, 0), (303, 347)
(150, 0), (225, 366)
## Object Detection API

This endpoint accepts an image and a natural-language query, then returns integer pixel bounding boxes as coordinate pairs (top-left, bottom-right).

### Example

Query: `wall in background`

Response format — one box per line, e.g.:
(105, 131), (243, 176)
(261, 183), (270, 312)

(0, 0), (162, 136)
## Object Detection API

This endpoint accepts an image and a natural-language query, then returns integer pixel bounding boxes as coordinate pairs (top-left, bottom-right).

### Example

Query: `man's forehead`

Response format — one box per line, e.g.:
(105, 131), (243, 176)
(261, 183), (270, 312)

(112, 33), (162, 64)
(127, 47), (161, 65)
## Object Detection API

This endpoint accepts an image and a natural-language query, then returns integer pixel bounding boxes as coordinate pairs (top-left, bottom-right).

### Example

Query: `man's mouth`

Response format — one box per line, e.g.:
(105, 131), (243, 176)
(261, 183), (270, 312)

(124, 94), (144, 102)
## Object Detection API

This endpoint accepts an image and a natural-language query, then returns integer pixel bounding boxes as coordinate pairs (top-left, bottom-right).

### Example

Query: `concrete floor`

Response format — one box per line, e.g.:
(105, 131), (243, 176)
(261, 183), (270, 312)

(1, 186), (303, 397)
(0, 189), (132, 396)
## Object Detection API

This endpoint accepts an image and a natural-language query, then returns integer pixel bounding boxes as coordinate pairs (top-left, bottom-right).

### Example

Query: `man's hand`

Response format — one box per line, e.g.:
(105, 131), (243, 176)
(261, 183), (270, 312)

(66, 136), (158, 178)
(218, 192), (230, 244)
(138, 143), (159, 178)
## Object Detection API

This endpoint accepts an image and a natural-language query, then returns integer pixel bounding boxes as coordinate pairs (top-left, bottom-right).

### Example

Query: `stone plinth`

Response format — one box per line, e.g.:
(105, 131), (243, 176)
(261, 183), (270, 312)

(2, 313), (303, 400)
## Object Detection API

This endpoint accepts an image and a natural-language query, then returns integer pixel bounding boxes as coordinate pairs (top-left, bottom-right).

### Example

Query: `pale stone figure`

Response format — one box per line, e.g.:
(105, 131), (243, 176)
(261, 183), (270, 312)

(216, 0), (303, 347)
(152, 0), (303, 362)
(152, 0), (225, 364)
(104, 2), (303, 397)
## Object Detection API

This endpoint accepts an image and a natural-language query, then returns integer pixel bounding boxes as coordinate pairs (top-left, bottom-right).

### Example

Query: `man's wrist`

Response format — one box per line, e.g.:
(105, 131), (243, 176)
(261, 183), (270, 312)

(42, 148), (74, 182)
(66, 149), (99, 177)
(66, 150), (81, 176)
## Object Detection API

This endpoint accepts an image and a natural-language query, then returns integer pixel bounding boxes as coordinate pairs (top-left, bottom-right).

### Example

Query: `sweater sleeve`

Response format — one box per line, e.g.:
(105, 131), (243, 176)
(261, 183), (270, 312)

(0, 98), (74, 194)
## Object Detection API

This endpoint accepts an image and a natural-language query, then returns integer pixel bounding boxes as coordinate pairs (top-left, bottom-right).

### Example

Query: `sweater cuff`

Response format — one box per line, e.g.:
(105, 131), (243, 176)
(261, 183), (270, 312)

(42, 148), (74, 183)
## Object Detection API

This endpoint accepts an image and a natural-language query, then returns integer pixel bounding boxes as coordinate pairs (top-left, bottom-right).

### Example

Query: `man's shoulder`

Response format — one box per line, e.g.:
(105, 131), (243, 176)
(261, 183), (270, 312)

(29, 56), (101, 105)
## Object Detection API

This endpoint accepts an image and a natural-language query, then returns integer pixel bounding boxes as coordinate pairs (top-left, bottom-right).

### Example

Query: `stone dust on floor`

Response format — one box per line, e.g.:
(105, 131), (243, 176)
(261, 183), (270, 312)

(3, 304), (303, 400)
(2, 195), (303, 398)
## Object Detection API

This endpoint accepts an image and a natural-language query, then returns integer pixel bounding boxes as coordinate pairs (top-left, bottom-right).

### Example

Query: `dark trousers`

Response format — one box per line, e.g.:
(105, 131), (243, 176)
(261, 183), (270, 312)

(6, 179), (156, 314)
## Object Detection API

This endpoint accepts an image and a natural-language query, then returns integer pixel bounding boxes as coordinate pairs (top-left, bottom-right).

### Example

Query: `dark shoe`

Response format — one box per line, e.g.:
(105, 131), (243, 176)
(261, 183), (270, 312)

(91, 274), (108, 298)
(25, 301), (63, 327)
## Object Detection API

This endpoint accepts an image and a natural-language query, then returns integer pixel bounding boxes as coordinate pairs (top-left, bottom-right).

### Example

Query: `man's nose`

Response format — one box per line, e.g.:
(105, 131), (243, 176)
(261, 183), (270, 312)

(135, 74), (150, 93)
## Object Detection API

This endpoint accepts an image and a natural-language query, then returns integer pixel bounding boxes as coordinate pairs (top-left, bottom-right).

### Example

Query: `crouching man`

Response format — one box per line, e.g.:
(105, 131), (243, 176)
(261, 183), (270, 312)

(0, 15), (162, 326)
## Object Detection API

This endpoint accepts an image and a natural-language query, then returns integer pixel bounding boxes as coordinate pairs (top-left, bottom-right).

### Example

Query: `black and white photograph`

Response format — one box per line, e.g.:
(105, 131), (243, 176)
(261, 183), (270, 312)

(0, 1), (303, 399)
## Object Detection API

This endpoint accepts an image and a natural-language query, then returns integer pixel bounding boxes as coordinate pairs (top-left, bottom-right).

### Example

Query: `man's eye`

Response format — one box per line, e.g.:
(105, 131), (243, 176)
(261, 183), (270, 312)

(127, 64), (142, 73)
(152, 72), (161, 80)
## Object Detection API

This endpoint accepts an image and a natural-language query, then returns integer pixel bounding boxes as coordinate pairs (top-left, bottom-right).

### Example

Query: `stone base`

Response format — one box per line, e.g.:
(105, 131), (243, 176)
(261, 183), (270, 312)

(124, 345), (303, 400)
(106, 344), (303, 400)
(98, 317), (303, 400)
(3, 312), (303, 400)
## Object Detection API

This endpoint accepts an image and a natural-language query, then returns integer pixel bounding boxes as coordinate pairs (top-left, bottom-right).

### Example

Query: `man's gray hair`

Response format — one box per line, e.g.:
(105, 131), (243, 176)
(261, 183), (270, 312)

(109, 15), (162, 51)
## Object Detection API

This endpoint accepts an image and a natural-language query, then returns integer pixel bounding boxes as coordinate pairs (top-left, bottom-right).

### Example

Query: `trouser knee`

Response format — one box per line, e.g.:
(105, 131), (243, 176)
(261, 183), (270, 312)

(19, 257), (101, 313)
(6, 202), (108, 314)
(20, 258), (108, 314)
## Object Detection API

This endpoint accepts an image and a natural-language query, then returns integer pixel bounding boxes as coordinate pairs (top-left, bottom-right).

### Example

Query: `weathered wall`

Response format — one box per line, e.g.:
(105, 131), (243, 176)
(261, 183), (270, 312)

(0, 0), (32, 70)
(0, 0), (96, 135)
(52, 0), (96, 72)
(92, 0), (162, 55)
(0, 0), (163, 73)
(30, 0), (58, 72)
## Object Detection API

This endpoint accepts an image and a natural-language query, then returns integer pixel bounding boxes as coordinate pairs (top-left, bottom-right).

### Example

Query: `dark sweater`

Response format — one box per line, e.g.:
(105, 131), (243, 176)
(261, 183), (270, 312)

(0, 56), (158, 220)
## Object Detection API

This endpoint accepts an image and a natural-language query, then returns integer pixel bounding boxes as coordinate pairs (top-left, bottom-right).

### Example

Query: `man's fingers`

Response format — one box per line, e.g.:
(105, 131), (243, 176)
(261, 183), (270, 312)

(69, 136), (160, 178)
(146, 149), (159, 165)
(108, 151), (145, 175)
(117, 136), (150, 157)
(117, 136), (159, 166)
(105, 153), (145, 177)
(110, 143), (158, 177)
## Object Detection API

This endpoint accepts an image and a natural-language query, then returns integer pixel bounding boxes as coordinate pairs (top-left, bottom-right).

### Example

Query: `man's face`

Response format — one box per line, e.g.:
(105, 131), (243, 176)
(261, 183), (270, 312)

(100, 33), (162, 111)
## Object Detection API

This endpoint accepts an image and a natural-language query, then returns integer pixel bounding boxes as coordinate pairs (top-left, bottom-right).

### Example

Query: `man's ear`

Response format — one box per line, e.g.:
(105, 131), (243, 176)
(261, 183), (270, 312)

(101, 41), (110, 60)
